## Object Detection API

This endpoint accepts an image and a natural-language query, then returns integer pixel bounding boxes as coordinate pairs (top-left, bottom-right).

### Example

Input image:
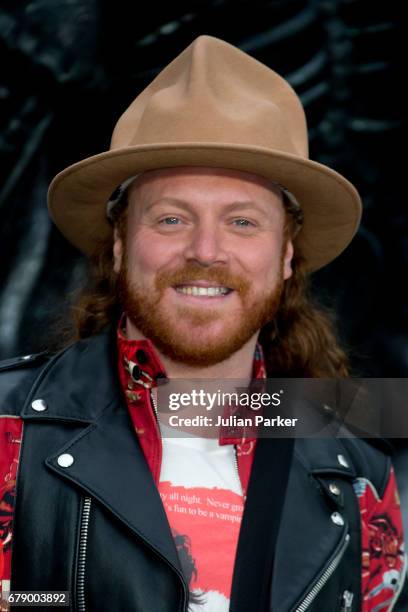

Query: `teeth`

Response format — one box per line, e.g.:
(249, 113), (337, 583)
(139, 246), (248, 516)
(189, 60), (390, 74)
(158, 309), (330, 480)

(176, 286), (230, 297)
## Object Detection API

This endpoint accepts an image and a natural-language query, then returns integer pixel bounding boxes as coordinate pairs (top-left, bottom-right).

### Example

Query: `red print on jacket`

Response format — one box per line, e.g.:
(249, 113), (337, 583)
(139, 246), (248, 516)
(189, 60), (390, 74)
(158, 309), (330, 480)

(354, 469), (405, 611)
(0, 417), (23, 606)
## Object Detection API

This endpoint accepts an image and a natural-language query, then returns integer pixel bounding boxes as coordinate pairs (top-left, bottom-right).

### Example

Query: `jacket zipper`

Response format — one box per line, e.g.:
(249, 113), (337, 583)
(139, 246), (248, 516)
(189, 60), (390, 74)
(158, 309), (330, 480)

(77, 496), (92, 612)
(233, 446), (246, 501)
(340, 589), (354, 612)
(294, 532), (350, 612)
(150, 388), (159, 419)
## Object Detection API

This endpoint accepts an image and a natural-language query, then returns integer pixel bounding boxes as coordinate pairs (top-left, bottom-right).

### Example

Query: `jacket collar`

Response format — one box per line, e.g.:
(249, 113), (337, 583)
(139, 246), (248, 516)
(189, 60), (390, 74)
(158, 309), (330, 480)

(116, 315), (266, 446)
(116, 314), (267, 383)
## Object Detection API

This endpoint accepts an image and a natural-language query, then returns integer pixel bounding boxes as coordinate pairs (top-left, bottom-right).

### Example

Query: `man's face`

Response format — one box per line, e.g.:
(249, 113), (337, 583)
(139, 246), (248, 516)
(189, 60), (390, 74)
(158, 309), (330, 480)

(113, 167), (294, 366)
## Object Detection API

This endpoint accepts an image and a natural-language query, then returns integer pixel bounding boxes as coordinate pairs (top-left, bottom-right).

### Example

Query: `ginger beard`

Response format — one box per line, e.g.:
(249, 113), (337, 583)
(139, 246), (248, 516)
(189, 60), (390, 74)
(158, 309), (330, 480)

(117, 254), (285, 367)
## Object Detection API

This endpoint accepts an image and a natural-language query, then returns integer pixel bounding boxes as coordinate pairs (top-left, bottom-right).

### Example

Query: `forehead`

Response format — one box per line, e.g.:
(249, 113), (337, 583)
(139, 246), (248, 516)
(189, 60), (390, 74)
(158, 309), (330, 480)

(126, 166), (284, 210)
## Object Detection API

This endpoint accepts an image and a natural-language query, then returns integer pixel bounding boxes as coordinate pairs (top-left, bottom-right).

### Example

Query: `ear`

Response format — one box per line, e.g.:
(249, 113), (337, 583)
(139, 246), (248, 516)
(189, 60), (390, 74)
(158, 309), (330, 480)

(283, 239), (294, 280)
(113, 227), (123, 274)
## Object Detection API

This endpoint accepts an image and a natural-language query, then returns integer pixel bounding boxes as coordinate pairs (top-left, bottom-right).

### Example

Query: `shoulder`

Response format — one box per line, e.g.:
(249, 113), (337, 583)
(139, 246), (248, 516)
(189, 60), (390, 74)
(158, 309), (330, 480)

(0, 351), (50, 373)
(0, 351), (52, 416)
(341, 436), (392, 497)
(0, 330), (117, 418)
(295, 436), (392, 499)
(287, 392), (393, 499)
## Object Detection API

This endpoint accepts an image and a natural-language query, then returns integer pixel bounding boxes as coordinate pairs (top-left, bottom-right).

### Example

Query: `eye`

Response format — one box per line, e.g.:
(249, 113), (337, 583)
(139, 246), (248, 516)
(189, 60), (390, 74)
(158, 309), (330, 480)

(232, 218), (256, 227)
(159, 217), (181, 225)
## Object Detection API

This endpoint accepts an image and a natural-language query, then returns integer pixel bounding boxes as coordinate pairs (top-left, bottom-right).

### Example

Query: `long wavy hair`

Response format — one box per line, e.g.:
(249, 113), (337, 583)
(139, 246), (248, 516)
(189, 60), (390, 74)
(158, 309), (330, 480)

(60, 190), (350, 378)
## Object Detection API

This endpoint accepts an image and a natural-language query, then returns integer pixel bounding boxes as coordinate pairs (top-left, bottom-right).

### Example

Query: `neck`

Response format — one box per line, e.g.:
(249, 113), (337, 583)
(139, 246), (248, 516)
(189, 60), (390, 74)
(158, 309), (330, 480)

(125, 318), (258, 381)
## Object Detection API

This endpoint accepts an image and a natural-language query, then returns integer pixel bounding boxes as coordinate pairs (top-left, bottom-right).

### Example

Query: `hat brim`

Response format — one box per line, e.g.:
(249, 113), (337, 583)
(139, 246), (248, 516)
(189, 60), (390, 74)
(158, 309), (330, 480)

(48, 142), (362, 271)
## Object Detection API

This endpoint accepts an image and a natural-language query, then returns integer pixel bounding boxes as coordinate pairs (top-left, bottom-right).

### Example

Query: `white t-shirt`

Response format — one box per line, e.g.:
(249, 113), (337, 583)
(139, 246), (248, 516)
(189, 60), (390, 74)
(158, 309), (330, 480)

(159, 425), (244, 611)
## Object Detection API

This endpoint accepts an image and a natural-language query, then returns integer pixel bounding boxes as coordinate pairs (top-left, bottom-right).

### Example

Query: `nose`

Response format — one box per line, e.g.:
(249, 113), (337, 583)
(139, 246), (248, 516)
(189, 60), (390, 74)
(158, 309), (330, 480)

(183, 222), (227, 267)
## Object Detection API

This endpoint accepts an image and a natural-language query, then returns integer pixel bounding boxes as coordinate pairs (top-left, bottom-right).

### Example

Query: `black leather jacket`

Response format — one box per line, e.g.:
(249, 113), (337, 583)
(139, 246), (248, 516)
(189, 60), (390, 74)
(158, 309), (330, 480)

(0, 330), (406, 611)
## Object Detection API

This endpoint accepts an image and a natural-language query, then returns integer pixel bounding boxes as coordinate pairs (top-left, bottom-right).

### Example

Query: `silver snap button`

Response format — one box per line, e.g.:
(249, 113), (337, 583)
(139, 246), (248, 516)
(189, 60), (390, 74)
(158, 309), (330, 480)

(31, 399), (47, 412)
(331, 511), (344, 526)
(329, 483), (341, 496)
(337, 454), (349, 468)
(57, 453), (74, 468)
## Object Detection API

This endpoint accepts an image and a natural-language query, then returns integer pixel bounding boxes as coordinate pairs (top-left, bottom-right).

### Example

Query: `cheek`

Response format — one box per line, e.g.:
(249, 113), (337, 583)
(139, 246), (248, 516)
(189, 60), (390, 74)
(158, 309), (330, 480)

(236, 240), (283, 286)
(126, 232), (181, 279)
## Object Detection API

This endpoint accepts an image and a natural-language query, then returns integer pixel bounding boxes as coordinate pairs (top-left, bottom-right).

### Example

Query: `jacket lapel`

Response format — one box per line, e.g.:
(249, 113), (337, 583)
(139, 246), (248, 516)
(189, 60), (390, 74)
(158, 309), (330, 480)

(229, 434), (350, 612)
(44, 400), (183, 573)
(20, 329), (183, 577)
(270, 438), (353, 611)
(230, 438), (295, 612)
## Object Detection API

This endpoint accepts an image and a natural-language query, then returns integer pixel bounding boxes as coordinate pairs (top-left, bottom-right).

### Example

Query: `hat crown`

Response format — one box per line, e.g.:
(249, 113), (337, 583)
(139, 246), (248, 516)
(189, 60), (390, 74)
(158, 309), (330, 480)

(48, 35), (361, 270)
(111, 35), (309, 158)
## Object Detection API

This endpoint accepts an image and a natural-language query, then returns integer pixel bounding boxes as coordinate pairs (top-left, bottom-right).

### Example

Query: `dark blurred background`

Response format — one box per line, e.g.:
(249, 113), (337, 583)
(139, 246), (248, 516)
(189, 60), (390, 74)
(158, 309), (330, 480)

(0, 0), (406, 375)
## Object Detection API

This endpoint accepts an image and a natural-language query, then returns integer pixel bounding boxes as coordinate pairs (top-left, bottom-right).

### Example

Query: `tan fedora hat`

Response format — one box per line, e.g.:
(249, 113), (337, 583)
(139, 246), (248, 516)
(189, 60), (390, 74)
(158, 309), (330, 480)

(48, 35), (362, 271)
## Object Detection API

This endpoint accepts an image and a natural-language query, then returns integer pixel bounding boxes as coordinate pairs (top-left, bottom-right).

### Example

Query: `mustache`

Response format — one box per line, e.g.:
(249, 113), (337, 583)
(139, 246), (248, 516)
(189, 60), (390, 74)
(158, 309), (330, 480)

(154, 263), (251, 296)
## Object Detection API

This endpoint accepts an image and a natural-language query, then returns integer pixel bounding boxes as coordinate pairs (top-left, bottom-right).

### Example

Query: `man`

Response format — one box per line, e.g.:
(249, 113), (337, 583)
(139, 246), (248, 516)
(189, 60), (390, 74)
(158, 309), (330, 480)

(0, 35), (406, 611)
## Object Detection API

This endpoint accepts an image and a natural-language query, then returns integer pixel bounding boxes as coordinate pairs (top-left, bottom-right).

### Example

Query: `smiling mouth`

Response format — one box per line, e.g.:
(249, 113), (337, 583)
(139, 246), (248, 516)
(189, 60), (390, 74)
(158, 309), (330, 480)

(174, 285), (233, 297)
